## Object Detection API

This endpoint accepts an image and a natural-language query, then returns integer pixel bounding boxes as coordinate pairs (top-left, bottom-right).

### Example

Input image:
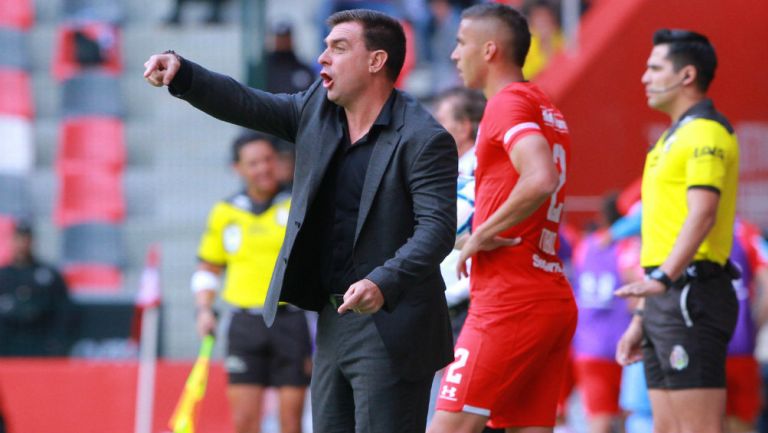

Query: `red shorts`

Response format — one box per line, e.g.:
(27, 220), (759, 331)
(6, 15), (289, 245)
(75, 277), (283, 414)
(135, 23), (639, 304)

(726, 356), (761, 423)
(574, 358), (622, 416)
(435, 298), (577, 428)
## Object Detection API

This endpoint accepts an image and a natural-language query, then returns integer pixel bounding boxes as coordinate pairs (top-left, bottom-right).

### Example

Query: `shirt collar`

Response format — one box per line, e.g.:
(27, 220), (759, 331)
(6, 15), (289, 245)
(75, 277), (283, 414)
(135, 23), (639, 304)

(338, 89), (397, 129)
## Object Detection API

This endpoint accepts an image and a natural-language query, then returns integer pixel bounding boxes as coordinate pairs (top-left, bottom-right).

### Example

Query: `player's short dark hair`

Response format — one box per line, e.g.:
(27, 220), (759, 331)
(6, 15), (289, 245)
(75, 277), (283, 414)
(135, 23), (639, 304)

(461, 3), (531, 68)
(653, 28), (717, 92)
(326, 9), (406, 82)
(231, 131), (278, 163)
(434, 87), (486, 138)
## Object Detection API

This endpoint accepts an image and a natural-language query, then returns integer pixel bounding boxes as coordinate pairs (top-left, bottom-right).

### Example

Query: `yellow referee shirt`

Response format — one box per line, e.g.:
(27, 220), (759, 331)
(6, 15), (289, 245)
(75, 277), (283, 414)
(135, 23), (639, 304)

(641, 99), (739, 267)
(197, 191), (291, 308)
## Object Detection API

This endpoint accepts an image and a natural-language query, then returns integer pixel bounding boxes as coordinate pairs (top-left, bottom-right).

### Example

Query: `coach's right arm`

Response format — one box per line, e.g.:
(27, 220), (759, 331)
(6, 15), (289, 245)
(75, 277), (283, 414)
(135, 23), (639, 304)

(143, 53), (307, 143)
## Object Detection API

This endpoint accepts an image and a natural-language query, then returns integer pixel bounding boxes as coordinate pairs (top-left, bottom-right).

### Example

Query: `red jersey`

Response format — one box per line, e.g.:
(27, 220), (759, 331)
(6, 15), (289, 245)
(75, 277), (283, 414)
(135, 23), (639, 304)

(471, 82), (572, 307)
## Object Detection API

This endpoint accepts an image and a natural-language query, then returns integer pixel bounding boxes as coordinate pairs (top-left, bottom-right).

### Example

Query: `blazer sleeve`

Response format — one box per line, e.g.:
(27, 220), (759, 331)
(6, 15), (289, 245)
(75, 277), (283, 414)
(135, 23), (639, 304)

(367, 130), (458, 309)
(169, 59), (316, 143)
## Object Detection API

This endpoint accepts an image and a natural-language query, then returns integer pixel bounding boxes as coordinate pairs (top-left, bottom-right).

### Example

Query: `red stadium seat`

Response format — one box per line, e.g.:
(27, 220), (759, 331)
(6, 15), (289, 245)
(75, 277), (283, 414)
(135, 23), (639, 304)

(52, 24), (122, 82)
(0, 215), (14, 266)
(0, 0), (34, 30)
(62, 263), (122, 293)
(0, 68), (33, 118)
(54, 167), (125, 227)
(58, 118), (125, 172)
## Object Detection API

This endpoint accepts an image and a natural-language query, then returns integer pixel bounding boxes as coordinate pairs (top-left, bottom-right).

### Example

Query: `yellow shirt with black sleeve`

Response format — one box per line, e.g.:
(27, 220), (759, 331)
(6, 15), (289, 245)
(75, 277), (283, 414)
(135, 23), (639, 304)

(197, 191), (291, 308)
(641, 99), (739, 267)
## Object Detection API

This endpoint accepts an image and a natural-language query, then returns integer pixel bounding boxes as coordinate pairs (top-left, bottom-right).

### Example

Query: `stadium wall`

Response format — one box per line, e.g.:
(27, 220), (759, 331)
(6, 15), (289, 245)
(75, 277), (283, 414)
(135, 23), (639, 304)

(535, 0), (768, 227)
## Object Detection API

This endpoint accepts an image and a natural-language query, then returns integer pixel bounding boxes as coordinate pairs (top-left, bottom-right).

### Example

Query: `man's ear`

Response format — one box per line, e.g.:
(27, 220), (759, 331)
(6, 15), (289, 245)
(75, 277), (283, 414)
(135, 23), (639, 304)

(680, 65), (697, 86)
(369, 50), (388, 74)
(483, 40), (497, 62)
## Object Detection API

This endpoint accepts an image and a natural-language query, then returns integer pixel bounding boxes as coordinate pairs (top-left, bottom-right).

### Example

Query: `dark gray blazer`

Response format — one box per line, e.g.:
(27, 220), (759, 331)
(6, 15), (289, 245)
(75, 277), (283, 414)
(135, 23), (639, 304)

(175, 61), (457, 380)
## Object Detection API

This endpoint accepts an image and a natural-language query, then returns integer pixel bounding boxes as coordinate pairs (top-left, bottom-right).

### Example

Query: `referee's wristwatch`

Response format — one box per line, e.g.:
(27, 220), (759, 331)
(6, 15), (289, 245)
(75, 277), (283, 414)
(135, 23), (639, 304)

(646, 268), (673, 290)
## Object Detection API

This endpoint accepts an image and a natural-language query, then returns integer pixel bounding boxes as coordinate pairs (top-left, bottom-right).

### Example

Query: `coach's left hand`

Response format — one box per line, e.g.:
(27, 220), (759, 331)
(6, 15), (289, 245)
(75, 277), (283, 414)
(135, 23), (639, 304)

(615, 279), (666, 298)
(338, 279), (384, 315)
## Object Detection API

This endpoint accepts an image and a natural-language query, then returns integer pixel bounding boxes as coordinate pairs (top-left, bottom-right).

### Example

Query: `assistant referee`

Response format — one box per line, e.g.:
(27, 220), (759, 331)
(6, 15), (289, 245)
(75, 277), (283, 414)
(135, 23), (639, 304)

(192, 132), (311, 433)
(615, 29), (739, 433)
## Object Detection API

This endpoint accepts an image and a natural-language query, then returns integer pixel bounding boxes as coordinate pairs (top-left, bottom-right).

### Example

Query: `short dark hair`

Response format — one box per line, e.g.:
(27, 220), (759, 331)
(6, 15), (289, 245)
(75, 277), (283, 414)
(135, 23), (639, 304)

(434, 87), (486, 138)
(231, 131), (278, 163)
(326, 9), (406, 82)
(461, 3), (531, 67)
(653, 28), (717, 92)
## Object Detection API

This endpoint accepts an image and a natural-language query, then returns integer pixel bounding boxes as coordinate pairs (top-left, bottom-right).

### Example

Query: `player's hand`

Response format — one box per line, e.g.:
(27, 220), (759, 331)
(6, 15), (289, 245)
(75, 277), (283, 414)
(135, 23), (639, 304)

(143, 52), (181, 87)
(614, 279), (666, 298)
(616, 318), (644, 366)
(338, 279), (384, 315)
(196, 308), (217, 337)
(456, 233), (521, 279)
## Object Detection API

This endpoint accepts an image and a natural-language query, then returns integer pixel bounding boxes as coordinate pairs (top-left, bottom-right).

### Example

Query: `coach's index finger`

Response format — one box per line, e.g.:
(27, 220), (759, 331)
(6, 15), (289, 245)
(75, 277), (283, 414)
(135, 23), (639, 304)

(143, 55), (161, 79)
(337, 289), (362, 314)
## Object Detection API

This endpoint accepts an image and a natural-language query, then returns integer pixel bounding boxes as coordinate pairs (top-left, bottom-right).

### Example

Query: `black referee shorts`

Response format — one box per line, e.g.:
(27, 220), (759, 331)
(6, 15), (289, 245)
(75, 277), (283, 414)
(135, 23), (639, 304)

(225, 307), (312, 387)
(642, 262), (738, 389)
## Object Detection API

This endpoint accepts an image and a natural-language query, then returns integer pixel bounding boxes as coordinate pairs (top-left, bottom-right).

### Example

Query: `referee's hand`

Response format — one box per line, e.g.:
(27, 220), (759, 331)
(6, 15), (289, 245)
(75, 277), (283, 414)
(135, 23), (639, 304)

(143, 52), (181, 87)
(616, 319), (644, 366)
(614, 279), (665, 298)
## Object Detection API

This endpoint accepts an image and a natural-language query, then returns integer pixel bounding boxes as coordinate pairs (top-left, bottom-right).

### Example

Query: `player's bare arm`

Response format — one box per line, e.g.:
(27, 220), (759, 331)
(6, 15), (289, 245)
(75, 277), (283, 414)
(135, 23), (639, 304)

(143, 52), (182, 87)
(616, 188), (719, 297)
(456, 134), (558, 278)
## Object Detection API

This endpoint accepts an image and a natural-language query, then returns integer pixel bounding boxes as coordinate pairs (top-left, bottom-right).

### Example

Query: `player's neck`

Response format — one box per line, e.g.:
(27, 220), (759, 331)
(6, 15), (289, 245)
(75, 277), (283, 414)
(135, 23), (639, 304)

(483, 66), (525, 99)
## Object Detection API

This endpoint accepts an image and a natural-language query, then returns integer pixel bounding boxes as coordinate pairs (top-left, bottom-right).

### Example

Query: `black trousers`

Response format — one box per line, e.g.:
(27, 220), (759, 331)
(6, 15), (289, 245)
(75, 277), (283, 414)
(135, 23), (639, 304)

(311, 303), (433, 433)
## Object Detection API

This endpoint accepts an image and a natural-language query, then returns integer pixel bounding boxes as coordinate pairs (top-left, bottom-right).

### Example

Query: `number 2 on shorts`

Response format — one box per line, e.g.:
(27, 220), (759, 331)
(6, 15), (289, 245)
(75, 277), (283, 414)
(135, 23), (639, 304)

(445, 348), (470, 384)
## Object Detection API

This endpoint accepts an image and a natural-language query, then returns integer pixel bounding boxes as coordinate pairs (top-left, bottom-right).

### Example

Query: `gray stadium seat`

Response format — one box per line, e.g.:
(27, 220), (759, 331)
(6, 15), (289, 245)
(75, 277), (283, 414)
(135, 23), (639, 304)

(61, 222), (124, 266)
(0, 28), (31, 71)
(0, 174), (31, 220)
(61, 73), (124, 118)
(61, 0), (125, 24)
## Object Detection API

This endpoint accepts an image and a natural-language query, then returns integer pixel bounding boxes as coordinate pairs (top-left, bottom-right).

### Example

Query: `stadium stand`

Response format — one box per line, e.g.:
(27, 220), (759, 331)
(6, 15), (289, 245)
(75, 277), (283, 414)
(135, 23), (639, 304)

(0, 69), (34, 119)
(54, 167), (125, 226)
(57, 117), (126, 172)
(61, 222), (124, 267)
(52, 22), (122, 82)
(61, 263), (122, 292)
(61, 73), (124, 118)
(0, 116), (34, 175)
(0, 0), (34, 30)
(0, 215), (14, 266)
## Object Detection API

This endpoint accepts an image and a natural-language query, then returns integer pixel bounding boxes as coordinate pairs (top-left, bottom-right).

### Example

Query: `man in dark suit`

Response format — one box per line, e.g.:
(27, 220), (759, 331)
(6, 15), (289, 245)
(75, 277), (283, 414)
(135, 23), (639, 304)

(144, 9), (457, 433)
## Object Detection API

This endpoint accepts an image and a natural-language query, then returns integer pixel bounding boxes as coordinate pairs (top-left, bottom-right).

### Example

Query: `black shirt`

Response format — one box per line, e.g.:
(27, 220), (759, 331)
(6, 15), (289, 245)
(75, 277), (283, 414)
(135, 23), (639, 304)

(317, 92), (395, 294)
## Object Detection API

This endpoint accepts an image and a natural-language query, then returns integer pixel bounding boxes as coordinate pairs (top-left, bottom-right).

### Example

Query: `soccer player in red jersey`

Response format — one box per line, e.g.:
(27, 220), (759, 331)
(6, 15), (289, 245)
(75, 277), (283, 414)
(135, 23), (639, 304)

(427, 4), (577, 433)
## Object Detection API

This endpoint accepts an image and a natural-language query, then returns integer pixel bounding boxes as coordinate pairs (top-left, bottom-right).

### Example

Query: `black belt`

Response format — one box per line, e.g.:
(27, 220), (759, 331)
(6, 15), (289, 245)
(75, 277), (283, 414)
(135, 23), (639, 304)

(235, 304), (289, 315)
(329, 293), (345, 309)
(644, 260), (740, 288)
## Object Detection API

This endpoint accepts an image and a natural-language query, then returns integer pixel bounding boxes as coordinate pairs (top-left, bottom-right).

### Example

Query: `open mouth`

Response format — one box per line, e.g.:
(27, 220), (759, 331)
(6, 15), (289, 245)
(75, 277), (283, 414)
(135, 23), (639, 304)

(320, 71), (333, 89)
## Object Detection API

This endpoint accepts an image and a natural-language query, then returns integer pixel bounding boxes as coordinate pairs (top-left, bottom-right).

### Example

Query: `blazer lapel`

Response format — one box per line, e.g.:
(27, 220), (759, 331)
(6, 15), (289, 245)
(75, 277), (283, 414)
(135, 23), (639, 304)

(354, 93), (406, 245)
(305, 119), (344, 206)
(354, 130), (401, 245)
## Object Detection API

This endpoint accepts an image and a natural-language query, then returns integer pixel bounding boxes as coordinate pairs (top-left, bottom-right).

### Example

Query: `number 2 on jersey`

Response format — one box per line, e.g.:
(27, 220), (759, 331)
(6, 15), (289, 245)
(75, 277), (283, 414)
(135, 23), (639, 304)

(546, 143), (566, 223)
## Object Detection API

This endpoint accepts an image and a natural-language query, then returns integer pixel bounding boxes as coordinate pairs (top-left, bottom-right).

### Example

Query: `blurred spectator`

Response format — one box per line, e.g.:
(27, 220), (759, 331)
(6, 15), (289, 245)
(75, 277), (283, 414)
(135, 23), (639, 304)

(427, 0), (462, 93)
(0, 221), (75, 356)
(265, 22), (315, 94)
(522, 0), (564, 79)
(274, 138), (296, 192)
(165, 0), (226, 25)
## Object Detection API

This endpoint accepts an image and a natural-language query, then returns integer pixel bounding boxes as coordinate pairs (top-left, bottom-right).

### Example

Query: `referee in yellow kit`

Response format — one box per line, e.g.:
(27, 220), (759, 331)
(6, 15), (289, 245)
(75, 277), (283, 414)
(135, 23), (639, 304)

(615, 29), (740, 433)
(191, 132), (311, 433)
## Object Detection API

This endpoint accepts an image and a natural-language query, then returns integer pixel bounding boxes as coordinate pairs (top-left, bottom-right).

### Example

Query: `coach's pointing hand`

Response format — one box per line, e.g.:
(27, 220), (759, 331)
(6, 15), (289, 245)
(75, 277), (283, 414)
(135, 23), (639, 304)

(143, 52), (181, 87)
